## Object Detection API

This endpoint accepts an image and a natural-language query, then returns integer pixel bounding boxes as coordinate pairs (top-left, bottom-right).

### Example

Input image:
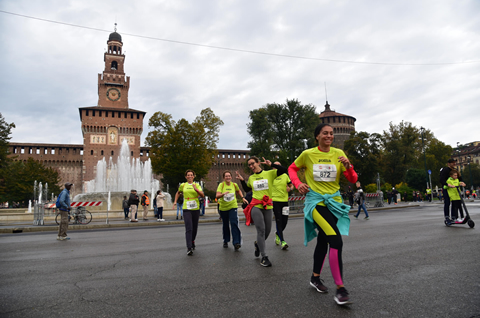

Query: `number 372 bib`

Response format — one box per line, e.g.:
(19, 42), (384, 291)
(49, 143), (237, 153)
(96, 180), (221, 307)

(313, 164), (337, 182)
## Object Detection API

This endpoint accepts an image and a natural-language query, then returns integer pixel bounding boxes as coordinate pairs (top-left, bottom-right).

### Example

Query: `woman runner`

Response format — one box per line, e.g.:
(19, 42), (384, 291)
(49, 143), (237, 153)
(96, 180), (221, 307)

(216, 171), (248, 250)
(288, 123), (357, 305)
(173, 170), (204, 256)
(236, 157), (287, 267)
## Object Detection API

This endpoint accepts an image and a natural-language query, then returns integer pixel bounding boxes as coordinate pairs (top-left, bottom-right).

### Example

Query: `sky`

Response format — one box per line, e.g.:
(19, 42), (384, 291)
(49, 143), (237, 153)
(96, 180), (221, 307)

(1, 0), (479, 151)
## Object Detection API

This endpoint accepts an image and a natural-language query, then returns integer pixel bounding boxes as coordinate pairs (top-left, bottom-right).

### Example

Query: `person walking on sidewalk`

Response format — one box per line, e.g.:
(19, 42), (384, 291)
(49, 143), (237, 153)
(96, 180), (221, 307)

(216, 170), (248, 250)
(173, 170), (205, 256)
(354, 189), (369, 219)
(156, 190), (166, 222)
(128, 189), (139, 222)
(288, 123), (358, 306)
(122, 196), (129, 220)
(57, 182), (73, 241)
(236, 157), (288, 268)
(141, 191), (150, 221)
(271, 161), (294, 250)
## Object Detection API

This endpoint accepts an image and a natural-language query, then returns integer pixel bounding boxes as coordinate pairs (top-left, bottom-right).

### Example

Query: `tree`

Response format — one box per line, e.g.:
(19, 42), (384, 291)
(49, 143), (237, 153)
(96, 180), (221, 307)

(247, 99), (318, 164)
(0, 113), (15, 169)
(344, 131), (382, 186)
(146, 108), (223, 196)
(0, 158), (61, 205)
(425, 139), (452, 188)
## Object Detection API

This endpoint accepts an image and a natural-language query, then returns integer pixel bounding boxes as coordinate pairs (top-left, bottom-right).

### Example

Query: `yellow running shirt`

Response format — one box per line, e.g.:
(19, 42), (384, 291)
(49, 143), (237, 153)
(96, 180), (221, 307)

(179, 182), (203, 210)
(294, 146), (347, 206)
(272, 173), (291, 202)
(217, 181), (240, 211)
(247, 169), (278, 209)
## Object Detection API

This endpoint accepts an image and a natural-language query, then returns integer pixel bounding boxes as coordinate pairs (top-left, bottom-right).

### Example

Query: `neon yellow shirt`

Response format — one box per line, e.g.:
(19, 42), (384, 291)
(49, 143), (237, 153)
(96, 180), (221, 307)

(247, 169), (278, 209)
(294, 146), (347, 206)
(217, 181), (240, 211)
(446, 177), (460, 201)
(272, 173), (291, 202)
(179, 182), (203, 210)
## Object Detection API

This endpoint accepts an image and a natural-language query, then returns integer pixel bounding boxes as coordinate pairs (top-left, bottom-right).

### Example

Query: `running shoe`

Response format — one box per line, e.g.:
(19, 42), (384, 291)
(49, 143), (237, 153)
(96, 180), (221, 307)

(354, 215), (358, 219)
(260, 256), (272, 267)
(254, 241), (260, 257)
(187, 249), (193, 256)
(234, 244), (241, 250)
(310, 275), (328, 293)
(281, 241), (289, 250)
(364, 217), (369, 220)
(223, 242), (228, 248)
(192, 241), (196, 250)
(275, 232), (280, 246)
(334, 287), (352, 305)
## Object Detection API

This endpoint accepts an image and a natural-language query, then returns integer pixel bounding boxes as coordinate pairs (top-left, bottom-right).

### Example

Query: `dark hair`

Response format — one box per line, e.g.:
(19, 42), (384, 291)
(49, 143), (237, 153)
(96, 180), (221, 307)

(247, 156), (260, 164)
(222, 170), (232, 178)
(156, 190), (161, 194)
(314, 123), (333, 139)
(185, 169), (196, 177)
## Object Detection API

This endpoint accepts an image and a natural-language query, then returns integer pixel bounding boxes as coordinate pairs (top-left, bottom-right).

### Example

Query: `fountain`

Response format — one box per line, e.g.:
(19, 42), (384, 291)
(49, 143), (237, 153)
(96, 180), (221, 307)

(74, 139), (167, 211)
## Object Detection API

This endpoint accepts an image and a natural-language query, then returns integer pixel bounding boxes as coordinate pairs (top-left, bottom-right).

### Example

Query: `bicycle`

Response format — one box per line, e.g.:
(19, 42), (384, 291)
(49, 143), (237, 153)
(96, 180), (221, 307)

(55, 207), (92, 225)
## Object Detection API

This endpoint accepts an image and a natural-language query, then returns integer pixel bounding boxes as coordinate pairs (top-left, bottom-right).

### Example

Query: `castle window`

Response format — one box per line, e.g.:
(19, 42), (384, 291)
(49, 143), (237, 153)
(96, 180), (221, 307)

(80, 150), (83, 155)
(112, 112), (114, 118)
(137, 113), (140, 119)
(52, 149), (55, 155)
(44, 148), (48, 155)
(91, 150), (93, 155)
(101, 150), (104, 156)
(111, 151), (114, 156)
(111, 61), (118, 70)
(131, 151), (133, 156)
(86, 110), (89, 116)
(93, 110), (96, 116)
(29, 148), (32, 154)
(131, 113), (133, 119)
(124, 112), (127, 119)
(105, 111), (107, 117)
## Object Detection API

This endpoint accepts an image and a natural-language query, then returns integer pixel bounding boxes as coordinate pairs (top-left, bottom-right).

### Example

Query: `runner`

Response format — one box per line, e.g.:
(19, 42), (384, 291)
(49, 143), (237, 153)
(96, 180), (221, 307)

(236, 157), (287, 267)
(173, 170), (204, 256)
(271, 161), (294, 250)
(216, 171), (248, 250)
(288, 123), (358, 305)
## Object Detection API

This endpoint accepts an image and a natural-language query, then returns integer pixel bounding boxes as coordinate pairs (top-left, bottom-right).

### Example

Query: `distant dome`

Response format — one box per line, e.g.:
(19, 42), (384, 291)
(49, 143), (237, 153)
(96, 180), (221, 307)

(108, 32), (122, 43)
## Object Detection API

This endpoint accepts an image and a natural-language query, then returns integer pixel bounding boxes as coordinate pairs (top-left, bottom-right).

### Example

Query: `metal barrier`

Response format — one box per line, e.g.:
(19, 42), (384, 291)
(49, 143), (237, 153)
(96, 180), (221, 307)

(288, 196), (305, 214)
(365, 193), (384, 207)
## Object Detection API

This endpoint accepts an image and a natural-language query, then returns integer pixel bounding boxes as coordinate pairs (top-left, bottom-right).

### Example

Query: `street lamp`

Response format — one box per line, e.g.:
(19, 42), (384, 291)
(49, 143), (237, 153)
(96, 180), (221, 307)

(468, 156), (473, 190)
(420, 127), (428, 188)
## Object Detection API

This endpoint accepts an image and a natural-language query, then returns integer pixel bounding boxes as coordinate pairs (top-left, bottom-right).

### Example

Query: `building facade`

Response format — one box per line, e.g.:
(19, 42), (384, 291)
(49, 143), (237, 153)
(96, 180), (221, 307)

(318, 101), (356, 149)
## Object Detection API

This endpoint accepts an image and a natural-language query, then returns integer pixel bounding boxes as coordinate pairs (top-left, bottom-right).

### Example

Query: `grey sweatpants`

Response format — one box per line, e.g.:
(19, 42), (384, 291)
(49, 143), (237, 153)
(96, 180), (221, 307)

(251, 207), (273, 257)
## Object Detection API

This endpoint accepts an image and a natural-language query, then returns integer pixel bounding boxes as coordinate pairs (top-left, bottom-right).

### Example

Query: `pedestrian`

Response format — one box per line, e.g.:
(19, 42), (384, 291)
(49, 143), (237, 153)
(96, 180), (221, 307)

(271, 161), (294, 250)
(387, 190), (392, 204)
(156, 190), (166, 222)
(236, 157), (288, 267)
(199, 196), (205, 216)
(445, 170), (465, 224)
(57, 182), (73, 241)
(392, 188), (398, 205)
(128, 189), (139, 222)
(173, 170), (205, 256)
(122, 195), (129, 219)
(141, 190), (150, 221)
(412, 191), (417, 202)
(426, 187), (432, 202)
(347, 187), (354, 208)
(288, 123), (357, 305)
(216, 170), (248, 250)
(354, 189), (369, 219)
(403, 191), (408, 202)
(176, 192), (184, 220)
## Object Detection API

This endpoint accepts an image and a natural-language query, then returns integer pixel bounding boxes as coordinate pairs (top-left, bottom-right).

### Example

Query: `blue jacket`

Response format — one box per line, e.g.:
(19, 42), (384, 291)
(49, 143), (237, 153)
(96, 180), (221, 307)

(58, 188), (71, 211)
(303, 189), (351, 246)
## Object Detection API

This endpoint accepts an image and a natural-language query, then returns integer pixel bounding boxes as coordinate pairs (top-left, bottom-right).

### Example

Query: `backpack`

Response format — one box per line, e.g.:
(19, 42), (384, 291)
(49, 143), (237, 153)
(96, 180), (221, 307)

(55, 192), (62, 208)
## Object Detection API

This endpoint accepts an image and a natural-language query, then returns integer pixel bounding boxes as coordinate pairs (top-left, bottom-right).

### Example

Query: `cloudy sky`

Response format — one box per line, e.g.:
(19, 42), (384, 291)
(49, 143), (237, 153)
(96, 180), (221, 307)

(1, 0), (479, 152)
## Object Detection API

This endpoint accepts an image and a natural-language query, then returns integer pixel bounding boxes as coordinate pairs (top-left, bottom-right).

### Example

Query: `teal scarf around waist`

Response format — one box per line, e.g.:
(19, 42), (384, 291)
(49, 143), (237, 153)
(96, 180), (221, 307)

(303, 189), (351, 246)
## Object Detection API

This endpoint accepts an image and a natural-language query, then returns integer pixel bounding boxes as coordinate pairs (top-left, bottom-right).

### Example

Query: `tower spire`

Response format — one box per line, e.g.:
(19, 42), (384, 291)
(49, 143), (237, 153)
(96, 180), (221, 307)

(324, 82), (331, 111)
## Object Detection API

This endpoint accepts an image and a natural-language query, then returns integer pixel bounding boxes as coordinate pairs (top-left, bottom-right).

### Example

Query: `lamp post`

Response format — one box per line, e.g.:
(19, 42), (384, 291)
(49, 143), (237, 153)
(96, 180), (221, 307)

(420, 127), (428, 188)
(468, 156), (473, 191)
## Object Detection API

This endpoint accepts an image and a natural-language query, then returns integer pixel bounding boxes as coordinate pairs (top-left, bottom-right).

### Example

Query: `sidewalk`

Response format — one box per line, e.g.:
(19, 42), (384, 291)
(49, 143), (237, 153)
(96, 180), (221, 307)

(0, 202), (424, 234)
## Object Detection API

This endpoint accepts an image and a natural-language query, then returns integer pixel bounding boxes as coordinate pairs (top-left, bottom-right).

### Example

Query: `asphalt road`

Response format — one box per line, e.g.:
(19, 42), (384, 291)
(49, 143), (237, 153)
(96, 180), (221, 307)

(1, 204), (479, 318)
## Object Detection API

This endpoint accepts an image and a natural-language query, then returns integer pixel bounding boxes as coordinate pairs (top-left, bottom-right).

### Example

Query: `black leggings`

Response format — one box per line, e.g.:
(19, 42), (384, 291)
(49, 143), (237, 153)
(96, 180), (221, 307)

(312, 205), (344, 286)
(183, 210), (200, 249)
(273, 201), (289, 242)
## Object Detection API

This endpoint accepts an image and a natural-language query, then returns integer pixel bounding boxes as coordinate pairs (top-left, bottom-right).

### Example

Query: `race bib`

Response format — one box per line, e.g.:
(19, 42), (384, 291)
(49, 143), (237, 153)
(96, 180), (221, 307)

(186, 200), (198, 209)
(253, 179), (269, 191)
(313, 164), (337, 182)
(224, 193), (235, 202)
(282, 206), (289, 216)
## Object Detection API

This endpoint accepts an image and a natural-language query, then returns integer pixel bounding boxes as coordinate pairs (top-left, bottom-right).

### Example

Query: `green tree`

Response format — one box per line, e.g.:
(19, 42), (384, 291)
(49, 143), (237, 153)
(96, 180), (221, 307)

(146, 108), (224, 196)
(247, 99), (318, 163)
(425, 139), (452, 188)
(344, 131), (382, 186)
(0, 113), (15, 169)
(405, 168), (426, 191)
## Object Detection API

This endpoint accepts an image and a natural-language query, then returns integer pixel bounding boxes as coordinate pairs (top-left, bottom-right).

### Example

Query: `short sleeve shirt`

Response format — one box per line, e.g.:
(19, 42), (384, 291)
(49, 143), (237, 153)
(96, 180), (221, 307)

(247, 169), (278, 209)
(294, 146), (347, 206)
(217, 182), (240, 211)
(179, 182), (203, 210)
(272, 173), (291, 202)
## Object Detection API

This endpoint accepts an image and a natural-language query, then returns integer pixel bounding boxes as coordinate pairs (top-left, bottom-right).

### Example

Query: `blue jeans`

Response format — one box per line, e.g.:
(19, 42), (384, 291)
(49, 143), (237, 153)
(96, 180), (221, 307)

(220, 208), (242, 245)
(355, 203), (369, 218)
(200, 202), (205, 216)
(177, 204), (183, 218)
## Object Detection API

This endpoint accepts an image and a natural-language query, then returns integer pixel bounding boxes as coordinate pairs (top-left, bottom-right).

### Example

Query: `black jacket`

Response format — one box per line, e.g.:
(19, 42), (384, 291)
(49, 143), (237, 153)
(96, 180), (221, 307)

(128, 193), (139, 206)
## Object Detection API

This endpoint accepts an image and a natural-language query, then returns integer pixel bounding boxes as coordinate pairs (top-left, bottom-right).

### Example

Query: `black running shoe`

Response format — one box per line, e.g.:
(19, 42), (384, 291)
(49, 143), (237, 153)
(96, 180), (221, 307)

(187, 249), (193, 256)
(310, 275), (328, 293)
(254, 241), (260, 257)
(192, 241), (196, 250)
(334, 287), (352, 305)
(223, 242), (228, 248)
(260, 256), (272, 267)
(234, 244), (241, 250)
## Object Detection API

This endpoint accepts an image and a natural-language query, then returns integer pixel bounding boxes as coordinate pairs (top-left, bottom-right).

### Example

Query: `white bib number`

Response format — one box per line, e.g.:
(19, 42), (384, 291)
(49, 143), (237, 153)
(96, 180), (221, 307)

(224, 193), (235, 202)
(313, 164), (337, 182)
(253, 179), (269, 191)
(282, 206), (289, 216)
(186, 200), (198, 209)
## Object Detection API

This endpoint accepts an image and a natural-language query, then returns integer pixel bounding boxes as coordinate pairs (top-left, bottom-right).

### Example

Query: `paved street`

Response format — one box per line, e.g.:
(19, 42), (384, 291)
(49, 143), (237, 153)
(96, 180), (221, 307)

(1, 204), (479, 318)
